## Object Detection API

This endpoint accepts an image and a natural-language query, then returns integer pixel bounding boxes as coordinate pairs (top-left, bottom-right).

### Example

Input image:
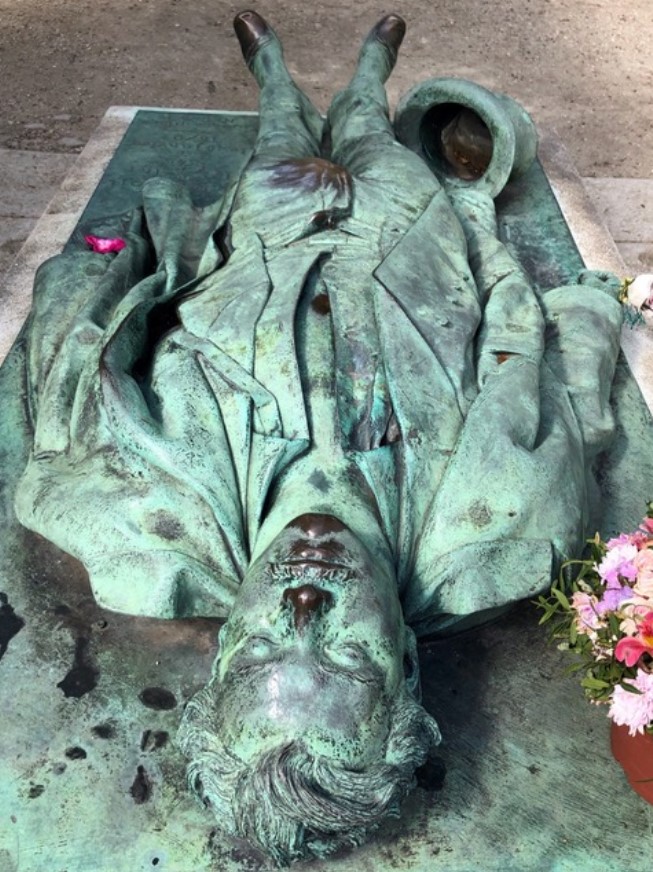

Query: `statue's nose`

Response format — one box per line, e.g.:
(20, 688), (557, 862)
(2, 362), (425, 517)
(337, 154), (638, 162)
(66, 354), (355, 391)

(282, 584), (333, 632)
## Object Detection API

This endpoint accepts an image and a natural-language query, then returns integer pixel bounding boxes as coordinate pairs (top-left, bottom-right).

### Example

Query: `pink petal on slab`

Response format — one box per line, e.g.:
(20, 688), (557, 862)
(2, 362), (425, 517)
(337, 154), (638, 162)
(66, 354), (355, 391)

(84, 235), (126, 254)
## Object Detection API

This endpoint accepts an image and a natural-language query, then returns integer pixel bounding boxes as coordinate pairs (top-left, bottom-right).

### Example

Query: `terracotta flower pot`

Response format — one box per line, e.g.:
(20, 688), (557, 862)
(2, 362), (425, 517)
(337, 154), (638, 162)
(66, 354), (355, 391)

(610, 722), (653, 804)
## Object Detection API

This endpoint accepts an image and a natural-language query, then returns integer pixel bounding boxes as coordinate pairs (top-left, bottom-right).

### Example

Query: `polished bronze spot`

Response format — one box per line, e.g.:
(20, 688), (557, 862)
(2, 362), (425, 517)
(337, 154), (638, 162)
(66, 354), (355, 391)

(289, 513), (346, 536)
(311, 293), (331, 315)
(268, 157), (353, 197)
(283, 584), (334, 632)
(496, 352), (515, 364)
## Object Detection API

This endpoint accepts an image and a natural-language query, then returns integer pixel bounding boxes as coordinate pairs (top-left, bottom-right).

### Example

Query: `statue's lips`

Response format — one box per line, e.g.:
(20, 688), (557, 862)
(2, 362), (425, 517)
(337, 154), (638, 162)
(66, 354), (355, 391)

(285, 538), (348, 561)
(279, 542), (353, 571)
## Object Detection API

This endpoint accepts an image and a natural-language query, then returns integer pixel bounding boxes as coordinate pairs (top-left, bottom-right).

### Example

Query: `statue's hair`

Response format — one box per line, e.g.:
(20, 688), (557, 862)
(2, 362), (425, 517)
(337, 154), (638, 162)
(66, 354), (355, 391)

(178, 674), (440, 866)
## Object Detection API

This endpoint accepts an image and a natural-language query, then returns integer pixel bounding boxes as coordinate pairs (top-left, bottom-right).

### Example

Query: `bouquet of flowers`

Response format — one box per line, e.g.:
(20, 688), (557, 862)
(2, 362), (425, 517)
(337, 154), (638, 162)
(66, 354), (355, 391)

(537, 507), (653, 736)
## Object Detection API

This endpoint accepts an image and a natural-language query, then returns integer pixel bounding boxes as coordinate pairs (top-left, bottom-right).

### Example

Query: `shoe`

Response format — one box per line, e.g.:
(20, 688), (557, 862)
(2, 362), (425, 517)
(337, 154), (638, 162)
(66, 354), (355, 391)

(369, 13), (406, 60)
(233, 10), (274, 67)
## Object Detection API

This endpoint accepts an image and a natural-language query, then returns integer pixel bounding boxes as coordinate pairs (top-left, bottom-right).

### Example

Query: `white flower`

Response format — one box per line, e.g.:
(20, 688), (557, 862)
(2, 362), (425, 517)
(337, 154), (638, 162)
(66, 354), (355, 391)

(626, 274), (653, 310)
(609, 669), (653, 736)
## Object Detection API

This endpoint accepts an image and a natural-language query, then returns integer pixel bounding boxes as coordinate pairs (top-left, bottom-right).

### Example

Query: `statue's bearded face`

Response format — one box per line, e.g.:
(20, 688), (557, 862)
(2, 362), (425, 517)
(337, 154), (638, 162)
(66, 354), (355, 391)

(213, 514), (408, 767)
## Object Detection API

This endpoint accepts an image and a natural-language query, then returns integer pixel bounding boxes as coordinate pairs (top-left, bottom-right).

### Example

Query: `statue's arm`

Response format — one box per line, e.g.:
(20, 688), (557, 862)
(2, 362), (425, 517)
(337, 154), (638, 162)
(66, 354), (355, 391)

(443, 184), (622, 456)
(445, 186), (546, 383)
(15, 183), (246, 619)
(404, 187), (623, 634)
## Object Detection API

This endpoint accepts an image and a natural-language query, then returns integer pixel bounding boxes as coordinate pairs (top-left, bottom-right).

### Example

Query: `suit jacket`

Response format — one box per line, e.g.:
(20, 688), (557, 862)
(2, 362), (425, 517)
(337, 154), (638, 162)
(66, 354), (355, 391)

(15, 166), (623, 636)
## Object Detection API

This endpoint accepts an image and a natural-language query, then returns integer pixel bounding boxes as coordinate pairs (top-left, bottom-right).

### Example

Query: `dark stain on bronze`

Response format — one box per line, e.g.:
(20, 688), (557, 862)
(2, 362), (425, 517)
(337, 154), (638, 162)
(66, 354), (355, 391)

(308, 469), (331, 493)
(290, 513), (346, 537)
(139, 686), (177, 710)
(0, 592), (25, 662)
(57, 636), (99, 698)
(65, 746), (87, 760)
(141, 729), (169, 752)
(310, 210), (339, 231)
(468, 499), (493, 528)
(151, 510), (186, 541)
(282, 584), (334, 632)
(130, 764), (153, 804)
(92, 722), (116, 740)
(28, 783), (45, 799)
(311, 293), (331, 315)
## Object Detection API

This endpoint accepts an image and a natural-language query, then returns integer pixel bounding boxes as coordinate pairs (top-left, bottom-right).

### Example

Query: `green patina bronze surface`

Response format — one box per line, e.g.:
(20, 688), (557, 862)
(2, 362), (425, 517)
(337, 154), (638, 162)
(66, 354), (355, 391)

(3, 10), (653, 869)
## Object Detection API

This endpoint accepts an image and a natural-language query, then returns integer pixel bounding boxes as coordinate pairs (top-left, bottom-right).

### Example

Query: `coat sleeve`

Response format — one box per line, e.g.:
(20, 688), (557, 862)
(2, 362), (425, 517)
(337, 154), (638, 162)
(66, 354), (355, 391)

(15, 187), (247, 618)
(403, 190), (623, 636)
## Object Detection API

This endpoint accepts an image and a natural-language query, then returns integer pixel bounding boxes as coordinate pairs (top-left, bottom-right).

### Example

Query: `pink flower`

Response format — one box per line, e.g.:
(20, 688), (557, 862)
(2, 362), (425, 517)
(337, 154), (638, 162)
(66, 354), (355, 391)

(614, 611), (653, 667)
(632, 532), (651, 550)
(620, 603), (652, 636)
(595, 586), (632, 614)
(607, 533), (637, 549)
(597, 543), (638, 587)
(612, 531), (650, 550)
(632, 577), (653, 605)
(84, 235), (126, 254)
(609, 668), (653, 735)
(624, 549), (653, 613)
(571, 591), (603, 636)
(633, 548), (653, 593)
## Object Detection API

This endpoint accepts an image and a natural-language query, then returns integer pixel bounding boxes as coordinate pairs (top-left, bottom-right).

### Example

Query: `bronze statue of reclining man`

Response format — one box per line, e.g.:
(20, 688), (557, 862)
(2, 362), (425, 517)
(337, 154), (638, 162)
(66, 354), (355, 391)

(15, 10), (623, 864)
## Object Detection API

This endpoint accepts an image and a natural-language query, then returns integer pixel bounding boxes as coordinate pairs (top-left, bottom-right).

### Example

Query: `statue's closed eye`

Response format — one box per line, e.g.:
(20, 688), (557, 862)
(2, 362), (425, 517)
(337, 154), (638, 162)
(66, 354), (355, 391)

(321, 643), (384, 686)
(237, 635), (280, 660)
(323, 642), (368, 669)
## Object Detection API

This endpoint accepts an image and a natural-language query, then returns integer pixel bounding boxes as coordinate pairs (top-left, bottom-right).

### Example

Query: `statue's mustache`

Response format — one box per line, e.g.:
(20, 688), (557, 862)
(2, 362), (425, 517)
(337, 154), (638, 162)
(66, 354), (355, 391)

(265, 562), (356, 586)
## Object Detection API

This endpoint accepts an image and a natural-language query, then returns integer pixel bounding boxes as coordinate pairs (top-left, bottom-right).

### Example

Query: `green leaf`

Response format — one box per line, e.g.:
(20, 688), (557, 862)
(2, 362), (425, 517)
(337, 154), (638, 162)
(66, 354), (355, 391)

(580, 677), (611, 690)
(619, 681), (643, 695)
(551, 587), (571, 610)
(569, 622), (578, 645)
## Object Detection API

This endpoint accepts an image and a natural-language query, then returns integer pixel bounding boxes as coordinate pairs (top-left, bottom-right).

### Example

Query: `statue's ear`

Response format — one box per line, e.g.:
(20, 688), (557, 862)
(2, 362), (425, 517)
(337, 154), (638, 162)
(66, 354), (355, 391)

(403, 625), (422, 700)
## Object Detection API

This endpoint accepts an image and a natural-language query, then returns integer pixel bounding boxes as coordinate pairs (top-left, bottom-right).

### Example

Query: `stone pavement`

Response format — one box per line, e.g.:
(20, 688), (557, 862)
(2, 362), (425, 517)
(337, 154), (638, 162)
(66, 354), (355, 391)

(583, 178), (653, 276)
(0, 149), (75, 278)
